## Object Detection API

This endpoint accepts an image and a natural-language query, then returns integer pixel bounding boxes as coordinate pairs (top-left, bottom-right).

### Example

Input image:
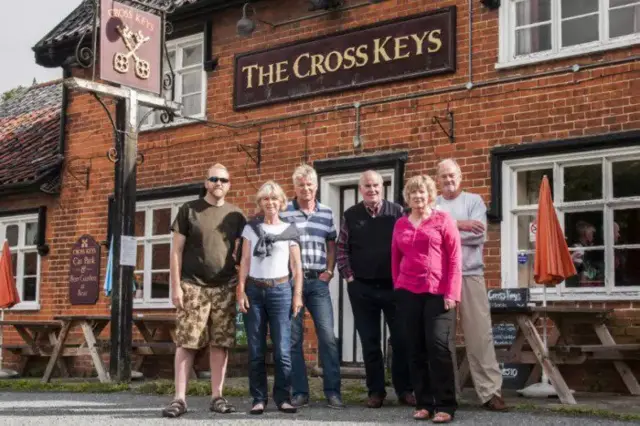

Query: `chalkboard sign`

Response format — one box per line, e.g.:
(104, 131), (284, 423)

(492, 323), (517, 346)
(492, 322), (531, 389)
(487, 288), (530, 312)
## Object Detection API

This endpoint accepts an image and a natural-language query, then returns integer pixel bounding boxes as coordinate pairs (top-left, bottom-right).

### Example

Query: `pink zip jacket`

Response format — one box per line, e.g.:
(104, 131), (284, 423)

(391, 210), (462, 301)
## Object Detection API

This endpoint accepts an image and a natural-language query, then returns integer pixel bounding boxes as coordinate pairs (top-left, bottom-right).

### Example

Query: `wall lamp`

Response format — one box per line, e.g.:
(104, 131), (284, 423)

(237, 1), (388, 37)
(236, 3), (275, 37)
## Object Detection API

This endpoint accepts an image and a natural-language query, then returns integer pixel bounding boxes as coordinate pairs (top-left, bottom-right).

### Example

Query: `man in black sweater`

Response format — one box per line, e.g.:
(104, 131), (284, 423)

(336, 170), (414, 408)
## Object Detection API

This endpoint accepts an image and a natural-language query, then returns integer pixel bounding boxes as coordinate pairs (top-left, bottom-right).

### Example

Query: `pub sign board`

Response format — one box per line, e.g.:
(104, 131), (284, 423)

(234, 7), (456, 110)
(69, 235), (101, 305)
(100, 0), (162, 94)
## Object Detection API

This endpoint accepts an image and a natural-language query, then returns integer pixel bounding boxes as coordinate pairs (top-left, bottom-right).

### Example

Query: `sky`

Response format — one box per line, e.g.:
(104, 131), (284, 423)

(0, 0), (82, 94)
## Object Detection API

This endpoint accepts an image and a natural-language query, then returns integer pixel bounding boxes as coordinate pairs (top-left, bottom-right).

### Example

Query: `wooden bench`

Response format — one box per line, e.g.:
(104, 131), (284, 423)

(552, 344), (640, 360)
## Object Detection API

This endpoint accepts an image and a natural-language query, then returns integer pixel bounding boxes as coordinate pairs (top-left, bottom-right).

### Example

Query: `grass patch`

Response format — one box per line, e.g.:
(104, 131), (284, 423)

(0, 379), (129, 393)
(132, 380), (247, 398)
(547, 405), (640, 422)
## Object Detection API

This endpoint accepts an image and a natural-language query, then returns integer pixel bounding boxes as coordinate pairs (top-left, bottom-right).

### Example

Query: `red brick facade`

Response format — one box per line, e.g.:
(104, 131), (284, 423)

(2, 0), (639, 389)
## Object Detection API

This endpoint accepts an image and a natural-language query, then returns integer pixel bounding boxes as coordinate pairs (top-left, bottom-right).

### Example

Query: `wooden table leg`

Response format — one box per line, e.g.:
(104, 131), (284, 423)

(42, 321), (71, 383)
(516, 315), (576, 405)
(47, 330), (70, 378)
(132, 322), (157, 372)
(525, 322), (561, 387)
(593, 323), (640, 395)
(80, 321), (110, 383)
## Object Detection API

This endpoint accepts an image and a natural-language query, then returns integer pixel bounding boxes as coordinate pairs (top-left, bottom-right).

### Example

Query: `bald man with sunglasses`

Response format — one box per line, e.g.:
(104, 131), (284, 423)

(163, 164), (246, 418)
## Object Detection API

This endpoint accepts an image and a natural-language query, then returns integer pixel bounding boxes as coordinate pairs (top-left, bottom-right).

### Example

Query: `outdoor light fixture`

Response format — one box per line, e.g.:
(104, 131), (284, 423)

(480, 0), (500, 9)
(308, 0), (343, 11)
(236, 3), (275, 37)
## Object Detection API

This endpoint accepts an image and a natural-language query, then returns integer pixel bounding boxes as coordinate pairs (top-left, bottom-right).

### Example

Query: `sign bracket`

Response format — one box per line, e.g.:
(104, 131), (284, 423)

(432, 109), (455, 144)
(237, 129), (262, 173)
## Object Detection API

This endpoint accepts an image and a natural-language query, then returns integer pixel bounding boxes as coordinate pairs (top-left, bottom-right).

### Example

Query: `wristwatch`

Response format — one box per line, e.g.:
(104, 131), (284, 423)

(324, 270), (334, 277)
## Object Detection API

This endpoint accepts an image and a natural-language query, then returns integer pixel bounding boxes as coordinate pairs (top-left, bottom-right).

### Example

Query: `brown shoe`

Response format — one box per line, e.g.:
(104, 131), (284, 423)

(483, 395), (508, 411)
(398, 392), (417, 406)
(366, 394), (385, 408)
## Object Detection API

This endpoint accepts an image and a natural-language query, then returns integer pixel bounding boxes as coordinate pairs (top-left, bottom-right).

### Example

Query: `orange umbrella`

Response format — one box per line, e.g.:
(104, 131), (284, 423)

(0, 241), (20, 309)
(534, 175), (577, 286)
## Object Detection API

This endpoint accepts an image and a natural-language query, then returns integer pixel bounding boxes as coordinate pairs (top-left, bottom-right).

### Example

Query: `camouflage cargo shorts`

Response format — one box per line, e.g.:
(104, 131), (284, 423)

(176, 281), (237, 350)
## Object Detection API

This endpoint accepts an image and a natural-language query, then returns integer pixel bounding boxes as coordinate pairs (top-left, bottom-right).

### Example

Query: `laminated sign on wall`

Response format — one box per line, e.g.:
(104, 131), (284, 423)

(529, 221), (537, 243)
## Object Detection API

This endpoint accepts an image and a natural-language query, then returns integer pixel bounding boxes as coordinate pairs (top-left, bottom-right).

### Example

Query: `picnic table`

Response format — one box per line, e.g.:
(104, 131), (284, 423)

(457, 306), (640, 405)
(42, 315), (111, 383)
(0, 320), (68, 377)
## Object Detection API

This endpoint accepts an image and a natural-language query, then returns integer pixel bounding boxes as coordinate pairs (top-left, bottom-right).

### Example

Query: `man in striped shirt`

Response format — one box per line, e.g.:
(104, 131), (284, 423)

(281, 164), (344, 410)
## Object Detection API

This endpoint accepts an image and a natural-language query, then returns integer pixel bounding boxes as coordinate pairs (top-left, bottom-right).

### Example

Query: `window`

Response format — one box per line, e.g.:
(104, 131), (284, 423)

(134, 196), (196, 308)
(139, 33), (206, 129)
(499, 0), (640, 68)
(0, 214), (40, 309)
(501, 146), (640, 300)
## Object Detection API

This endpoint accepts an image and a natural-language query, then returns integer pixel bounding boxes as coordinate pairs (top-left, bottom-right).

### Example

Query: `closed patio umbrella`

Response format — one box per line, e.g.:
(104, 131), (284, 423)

(518, 175), (577, 398)
(0, 240), (20, 377)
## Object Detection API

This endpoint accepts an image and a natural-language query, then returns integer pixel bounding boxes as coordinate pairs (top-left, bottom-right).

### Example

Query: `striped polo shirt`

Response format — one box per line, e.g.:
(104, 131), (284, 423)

(281, 199), (337, 271)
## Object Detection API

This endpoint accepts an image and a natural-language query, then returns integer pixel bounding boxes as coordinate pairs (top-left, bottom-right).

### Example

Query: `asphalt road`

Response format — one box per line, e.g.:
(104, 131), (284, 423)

(0, 392), (635, 425)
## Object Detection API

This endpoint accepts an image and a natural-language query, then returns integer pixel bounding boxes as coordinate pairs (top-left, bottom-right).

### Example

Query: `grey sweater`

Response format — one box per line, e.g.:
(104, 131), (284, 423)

(435, 192), (486, 276)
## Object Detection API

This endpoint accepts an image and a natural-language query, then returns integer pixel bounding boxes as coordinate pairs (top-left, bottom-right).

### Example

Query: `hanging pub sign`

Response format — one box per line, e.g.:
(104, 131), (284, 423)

(100, 0), (162, 94)
(69, 235), (101, 305)
(234, 6), (456, 110)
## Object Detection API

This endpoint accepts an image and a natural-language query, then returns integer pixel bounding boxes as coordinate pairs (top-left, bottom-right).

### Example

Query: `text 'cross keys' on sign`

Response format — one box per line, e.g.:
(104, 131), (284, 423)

(114, 25), (151, 80)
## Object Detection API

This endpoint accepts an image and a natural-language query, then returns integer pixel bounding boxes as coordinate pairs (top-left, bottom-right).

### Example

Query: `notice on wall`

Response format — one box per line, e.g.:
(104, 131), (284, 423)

(120, 235), (137, 267)
(529, 221), (537, 243)
(69, 235), (101, 305)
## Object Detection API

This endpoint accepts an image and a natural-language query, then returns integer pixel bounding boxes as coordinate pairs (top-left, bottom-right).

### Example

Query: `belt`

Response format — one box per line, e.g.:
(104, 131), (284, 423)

(303, 270), (323, 280)
(247, 276), (289, 288)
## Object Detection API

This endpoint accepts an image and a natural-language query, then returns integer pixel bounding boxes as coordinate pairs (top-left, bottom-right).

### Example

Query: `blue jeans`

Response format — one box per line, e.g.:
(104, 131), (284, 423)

(243, 281), (293, 406)
(291, 278), (341, 399)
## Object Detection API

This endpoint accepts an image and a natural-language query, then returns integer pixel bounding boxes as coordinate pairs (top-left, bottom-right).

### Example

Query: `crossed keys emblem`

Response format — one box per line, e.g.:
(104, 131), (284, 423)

(113, 25), (151, 80)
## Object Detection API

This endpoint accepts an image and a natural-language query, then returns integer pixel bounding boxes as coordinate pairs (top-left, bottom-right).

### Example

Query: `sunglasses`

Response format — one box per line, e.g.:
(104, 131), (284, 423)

(208, 176), (229, 184)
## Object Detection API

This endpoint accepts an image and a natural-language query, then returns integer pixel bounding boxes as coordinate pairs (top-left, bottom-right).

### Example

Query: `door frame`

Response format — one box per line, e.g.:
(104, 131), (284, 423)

(314, 151), (407, 365)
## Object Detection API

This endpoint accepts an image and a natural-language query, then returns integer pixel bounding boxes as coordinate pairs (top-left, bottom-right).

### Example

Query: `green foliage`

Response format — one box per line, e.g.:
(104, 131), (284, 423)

(0, 379), (128, 393)
(1, 86), (26, 103)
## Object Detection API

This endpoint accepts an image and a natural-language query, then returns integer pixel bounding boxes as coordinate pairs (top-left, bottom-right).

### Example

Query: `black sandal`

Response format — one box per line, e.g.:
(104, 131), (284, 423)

(162, 399), (187, 418)
(210, 396), (236, 413)
(277, 402), (297, 414)
(250, 402), (265, 415)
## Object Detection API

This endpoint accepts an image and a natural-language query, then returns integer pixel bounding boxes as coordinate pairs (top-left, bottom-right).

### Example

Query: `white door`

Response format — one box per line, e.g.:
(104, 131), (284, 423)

(320, 170), (394, 364)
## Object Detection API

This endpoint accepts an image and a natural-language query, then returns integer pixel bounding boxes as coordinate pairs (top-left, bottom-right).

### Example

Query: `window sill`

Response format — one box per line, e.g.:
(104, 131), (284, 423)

(133, 302), (174, 310)
(139, 114), (206, 134)
(528, 288), (640, 302)
(496, 36), (640, 70)
(6, 302), (40, 312)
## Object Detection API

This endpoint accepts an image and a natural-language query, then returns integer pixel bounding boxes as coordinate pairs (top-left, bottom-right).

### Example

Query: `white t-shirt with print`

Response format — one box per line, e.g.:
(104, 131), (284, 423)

(241, 222), (297, 280)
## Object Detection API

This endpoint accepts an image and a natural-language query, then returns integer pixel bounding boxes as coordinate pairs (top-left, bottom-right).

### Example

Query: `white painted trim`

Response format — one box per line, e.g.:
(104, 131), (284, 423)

(497, 0), (640, 69)
(7, 302), (40, 312)
(500, 144), (640, 299)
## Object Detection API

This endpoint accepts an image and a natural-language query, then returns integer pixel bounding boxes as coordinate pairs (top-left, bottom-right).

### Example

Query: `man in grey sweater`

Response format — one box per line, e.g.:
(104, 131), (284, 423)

(435, 159), (507, 412)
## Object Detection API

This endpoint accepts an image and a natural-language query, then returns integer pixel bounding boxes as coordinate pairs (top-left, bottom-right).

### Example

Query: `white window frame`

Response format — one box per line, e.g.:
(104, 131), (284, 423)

(498, 0), (640, 69)
(134, 195), (197, 309)
(139, 33), (207, 131)
(0, 214), (40, 311)
(500, 145), (640, 301)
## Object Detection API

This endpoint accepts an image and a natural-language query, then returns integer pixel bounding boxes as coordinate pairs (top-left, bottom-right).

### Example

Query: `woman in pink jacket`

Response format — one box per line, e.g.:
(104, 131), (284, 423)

(391, 175), (462, 423)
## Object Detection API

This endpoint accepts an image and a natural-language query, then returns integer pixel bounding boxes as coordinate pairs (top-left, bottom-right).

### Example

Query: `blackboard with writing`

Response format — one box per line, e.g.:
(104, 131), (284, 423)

(492, 322), (531, 389)
(487, 288), (530, 312)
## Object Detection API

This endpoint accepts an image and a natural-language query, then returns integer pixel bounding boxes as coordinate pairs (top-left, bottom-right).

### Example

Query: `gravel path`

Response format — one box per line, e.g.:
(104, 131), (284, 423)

(0, 392), (636, 425)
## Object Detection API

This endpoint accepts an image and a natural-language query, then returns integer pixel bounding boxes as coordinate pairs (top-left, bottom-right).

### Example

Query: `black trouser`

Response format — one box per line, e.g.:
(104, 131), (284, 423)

(347, 279), (412, 398)
(395, 289), (458, 415)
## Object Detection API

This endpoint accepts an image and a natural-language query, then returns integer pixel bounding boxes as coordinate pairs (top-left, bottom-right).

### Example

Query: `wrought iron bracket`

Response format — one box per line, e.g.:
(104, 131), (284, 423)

(432, 110), (455, 143)
(237, 133), (262, 173)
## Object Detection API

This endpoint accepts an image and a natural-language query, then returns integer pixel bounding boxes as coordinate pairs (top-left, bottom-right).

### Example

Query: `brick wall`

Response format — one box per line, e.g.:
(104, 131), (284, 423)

(2, 0), (639, 389)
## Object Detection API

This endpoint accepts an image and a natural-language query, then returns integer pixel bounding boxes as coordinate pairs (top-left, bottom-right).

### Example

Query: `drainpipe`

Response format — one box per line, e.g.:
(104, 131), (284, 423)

(59, 67), (71, 156)
(467, 0), (474, 90)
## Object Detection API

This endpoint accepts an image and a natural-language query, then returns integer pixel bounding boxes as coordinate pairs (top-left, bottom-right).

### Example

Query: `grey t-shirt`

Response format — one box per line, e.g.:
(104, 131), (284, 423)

(171, 199), (246, 287)
(435, 192), (487, 276)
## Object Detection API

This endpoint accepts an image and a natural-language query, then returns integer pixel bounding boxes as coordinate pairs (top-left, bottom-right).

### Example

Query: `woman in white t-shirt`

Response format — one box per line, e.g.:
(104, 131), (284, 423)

(236, 180), (303, 415)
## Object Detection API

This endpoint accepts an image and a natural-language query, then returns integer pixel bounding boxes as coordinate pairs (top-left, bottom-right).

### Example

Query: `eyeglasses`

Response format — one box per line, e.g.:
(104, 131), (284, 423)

(208, 176), (229, 184)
